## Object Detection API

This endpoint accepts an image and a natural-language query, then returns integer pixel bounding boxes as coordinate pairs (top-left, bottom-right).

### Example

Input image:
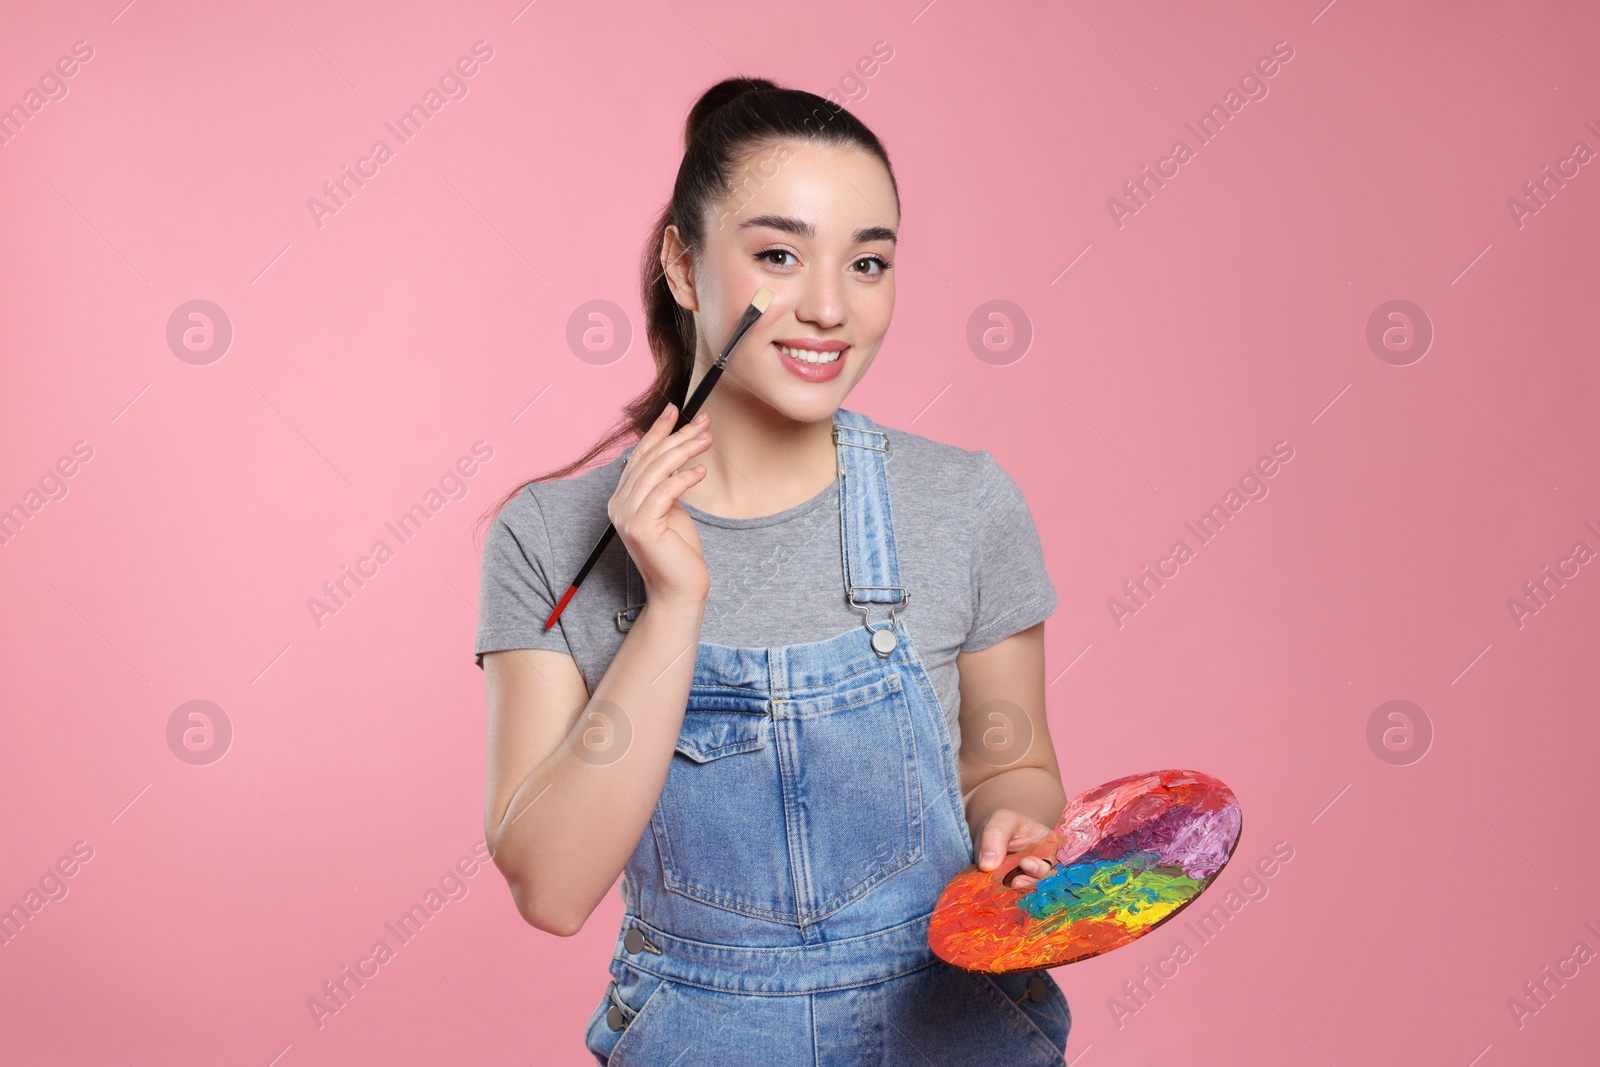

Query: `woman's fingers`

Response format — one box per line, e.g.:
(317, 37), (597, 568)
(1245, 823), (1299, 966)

(637, 455), (709, 522)
(624, 404), (680, 479)
(628, 403), (685, 467)
(614, 404), (710, 524)
(976, 819), (1008, 870)
(617, 406), (708, 510)
(606, 402), (715, 606)
(976, 808), (1055, 877)
(1006, 855), (1055, 889)
(635, 431), (712, 521)
(981, 809), (1051, 867)
(634, 408), (706, 473)
(626, 420), (709, 512)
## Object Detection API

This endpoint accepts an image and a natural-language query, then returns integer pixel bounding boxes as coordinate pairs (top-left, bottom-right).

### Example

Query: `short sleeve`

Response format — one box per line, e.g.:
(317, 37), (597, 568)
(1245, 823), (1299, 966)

(474, 487), (573, 669)
(960, 452), (1058, 653)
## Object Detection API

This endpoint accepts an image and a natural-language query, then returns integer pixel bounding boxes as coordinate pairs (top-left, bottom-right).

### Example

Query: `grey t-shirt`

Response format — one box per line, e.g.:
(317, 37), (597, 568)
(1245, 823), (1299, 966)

(474, 420), (1057, 753)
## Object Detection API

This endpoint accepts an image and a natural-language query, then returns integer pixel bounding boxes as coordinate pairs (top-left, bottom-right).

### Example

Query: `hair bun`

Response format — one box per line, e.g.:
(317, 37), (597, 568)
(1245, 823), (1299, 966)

(683, 76), (781, 152)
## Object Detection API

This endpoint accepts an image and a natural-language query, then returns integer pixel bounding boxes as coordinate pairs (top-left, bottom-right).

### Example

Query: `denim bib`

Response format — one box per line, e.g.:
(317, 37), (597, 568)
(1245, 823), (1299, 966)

(585, 408), (1072, 1066)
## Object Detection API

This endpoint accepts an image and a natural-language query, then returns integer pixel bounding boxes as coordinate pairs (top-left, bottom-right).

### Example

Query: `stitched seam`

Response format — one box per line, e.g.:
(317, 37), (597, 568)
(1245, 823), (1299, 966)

(687, 647), (888, 691)
(810, 992), (820, 1067)
(962, 593), (1056, 651)
(658, 761), (916, 922)
(777, 710), (816, 921)
(622, 955), (938, 997)
(801, 846), (922, 924)
(781, 659), (898, 694)
(975, 972), (1061, 1060)
(799, 678), (919, 922)
(659, 867), (801, 922)
(524, 485), (561, 608)
(678, 744), (763, 760)
(784, 674), (902, 717)
(811, 671), (920, 923)
(654, 737), (802, 924)
(895, 616), (970, 833)
(674, 736), (766, 761)
(627, 907), (934, 950)
(661, 681), (912, 916)
(607, 977), (672, 1064)
(1046, 980), (1073, 1038)
(966, 453), (995, 646)
(683, 665), (900, 706)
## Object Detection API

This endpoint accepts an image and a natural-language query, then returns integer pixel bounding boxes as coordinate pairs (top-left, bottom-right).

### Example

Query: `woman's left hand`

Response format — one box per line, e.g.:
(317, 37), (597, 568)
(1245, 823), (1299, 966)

(973, 808), (1056, 888)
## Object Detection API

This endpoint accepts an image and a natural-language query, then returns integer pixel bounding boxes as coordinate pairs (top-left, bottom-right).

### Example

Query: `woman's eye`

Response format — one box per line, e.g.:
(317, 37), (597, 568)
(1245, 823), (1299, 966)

(754, 249), (892, 275)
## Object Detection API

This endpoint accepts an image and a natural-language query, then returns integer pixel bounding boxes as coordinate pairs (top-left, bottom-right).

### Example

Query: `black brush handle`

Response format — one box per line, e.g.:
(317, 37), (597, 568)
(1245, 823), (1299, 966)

(542, 301), (761, 630)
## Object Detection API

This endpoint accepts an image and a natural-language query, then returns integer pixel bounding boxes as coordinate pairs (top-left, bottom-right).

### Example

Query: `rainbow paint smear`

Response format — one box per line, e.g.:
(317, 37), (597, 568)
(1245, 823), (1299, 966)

(929, 769), (1242, 973)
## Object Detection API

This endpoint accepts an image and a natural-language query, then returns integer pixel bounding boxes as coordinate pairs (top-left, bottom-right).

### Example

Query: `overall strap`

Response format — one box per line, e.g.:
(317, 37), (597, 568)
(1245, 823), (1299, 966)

(831, 407), (907, 614)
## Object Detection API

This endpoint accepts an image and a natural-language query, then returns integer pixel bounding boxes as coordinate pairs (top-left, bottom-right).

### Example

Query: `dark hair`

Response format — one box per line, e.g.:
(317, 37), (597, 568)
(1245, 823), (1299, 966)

(475, 75), (898, 541)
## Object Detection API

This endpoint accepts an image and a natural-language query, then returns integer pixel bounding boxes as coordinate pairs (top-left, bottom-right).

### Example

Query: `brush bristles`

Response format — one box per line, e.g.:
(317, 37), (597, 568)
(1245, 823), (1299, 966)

(751, 285), (774, 312)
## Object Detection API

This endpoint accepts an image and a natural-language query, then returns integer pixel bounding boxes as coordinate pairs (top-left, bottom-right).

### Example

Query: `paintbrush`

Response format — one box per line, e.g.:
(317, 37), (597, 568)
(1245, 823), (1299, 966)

(542, 284), (775, 630)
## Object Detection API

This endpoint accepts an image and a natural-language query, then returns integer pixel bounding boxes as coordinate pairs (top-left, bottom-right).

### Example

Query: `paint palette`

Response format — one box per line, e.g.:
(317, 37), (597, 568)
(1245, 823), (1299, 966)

(929, 769), (1242, 973)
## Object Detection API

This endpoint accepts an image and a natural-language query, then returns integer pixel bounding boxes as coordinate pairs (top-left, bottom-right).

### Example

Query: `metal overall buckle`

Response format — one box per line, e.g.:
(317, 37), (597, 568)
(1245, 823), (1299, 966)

(831, 424), (889, 451)
(849, 586), (909, 657)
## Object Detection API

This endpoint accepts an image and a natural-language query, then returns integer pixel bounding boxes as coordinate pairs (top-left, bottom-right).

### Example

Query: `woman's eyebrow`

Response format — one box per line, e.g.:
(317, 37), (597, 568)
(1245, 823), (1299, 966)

(740, 213), (897, 244)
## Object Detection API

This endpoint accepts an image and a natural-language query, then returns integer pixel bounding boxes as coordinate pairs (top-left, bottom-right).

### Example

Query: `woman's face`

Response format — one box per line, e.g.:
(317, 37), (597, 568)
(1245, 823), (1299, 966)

(664, 139), (899, 426)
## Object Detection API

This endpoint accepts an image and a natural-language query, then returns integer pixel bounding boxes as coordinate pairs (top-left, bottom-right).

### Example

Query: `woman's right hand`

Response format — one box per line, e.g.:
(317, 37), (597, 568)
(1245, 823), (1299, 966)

(609, 401), (713, 606)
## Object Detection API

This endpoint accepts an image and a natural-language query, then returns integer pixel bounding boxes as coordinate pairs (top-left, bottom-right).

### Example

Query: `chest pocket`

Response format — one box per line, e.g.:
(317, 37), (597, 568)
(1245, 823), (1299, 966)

(651, 703), (791, 920)
(650, 670), (924, 924)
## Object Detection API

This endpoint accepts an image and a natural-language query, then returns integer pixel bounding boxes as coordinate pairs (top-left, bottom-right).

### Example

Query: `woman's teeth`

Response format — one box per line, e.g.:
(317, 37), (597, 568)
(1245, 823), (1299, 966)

(777, 344), (842, 364)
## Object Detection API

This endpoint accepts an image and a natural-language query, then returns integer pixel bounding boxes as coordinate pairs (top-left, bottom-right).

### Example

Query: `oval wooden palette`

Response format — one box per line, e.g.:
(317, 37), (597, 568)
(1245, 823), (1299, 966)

(929, 769), (1243, 973)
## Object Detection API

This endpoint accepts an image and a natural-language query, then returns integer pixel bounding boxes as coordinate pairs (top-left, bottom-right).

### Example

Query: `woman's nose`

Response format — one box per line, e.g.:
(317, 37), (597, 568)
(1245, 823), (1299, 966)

(791, 269), (846, 329)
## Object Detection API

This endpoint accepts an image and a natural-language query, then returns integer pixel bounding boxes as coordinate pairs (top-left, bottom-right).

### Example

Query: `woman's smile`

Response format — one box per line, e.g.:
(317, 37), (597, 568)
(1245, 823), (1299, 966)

(773, 338), (848, 382)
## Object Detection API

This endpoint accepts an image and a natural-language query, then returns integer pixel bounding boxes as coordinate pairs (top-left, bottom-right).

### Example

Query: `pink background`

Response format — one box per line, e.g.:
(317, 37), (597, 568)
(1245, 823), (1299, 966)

(3, 0), (1597, 1063)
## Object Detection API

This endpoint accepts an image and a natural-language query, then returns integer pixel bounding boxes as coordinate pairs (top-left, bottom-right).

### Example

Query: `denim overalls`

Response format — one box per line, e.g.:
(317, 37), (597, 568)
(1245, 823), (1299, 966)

(584, 408), (1072, 1066)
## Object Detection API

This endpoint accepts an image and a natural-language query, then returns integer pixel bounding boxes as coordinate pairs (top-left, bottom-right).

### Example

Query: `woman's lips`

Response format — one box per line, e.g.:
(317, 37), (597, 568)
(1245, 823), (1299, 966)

(773, 341), (847, 383)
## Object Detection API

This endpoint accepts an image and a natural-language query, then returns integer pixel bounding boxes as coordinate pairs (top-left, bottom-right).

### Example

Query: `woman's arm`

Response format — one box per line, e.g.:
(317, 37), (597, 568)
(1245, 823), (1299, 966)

(955, 621), (1067, 888)
(484, 403), (715, 936)
(483, 592), (707, 936)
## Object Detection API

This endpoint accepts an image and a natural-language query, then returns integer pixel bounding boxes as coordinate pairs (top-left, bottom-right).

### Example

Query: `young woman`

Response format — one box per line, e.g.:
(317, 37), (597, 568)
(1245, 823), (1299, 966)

(475, 76), (1072, 1066)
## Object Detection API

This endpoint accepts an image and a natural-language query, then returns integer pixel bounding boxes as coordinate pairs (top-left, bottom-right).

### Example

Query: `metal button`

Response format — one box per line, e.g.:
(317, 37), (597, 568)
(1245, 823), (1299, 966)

(871, 629), (897, 656)
(606, 1004), (626, 1031)
(1025, 976), (1047, 1002)
(623, 928), (646, 953)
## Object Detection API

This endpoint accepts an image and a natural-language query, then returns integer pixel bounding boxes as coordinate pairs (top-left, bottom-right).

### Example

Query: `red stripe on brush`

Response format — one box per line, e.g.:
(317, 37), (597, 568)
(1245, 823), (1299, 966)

(544, 584), (577, 630)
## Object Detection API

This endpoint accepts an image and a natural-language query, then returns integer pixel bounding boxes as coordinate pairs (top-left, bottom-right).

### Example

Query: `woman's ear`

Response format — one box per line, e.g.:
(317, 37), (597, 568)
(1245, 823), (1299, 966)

(660, 225), (699, 312)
